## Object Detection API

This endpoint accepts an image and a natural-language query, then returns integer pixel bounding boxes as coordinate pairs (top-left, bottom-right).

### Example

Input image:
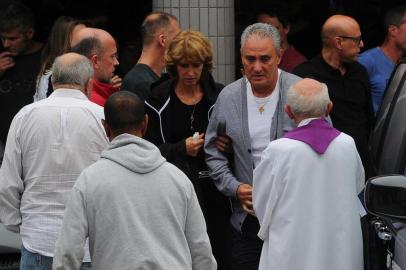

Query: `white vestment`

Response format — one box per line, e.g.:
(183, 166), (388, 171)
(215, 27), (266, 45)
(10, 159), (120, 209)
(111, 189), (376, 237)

(253, 132), (364, 270)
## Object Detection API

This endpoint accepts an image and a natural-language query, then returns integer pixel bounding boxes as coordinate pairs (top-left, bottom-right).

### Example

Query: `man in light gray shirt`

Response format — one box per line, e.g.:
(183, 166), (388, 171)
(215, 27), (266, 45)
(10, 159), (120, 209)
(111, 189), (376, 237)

(53, 91), (216, 270)
(0, 52), (108, 270)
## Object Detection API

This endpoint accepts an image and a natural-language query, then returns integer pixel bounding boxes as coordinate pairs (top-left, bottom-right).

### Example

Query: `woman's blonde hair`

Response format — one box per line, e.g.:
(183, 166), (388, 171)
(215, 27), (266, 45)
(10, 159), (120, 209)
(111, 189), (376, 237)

(165, 30), (213, 78)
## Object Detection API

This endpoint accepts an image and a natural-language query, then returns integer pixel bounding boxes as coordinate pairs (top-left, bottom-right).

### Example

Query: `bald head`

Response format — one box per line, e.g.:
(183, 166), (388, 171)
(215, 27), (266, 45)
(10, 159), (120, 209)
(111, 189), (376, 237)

(104, 91), (146, 139)
(321, 15), (360, 47)
(141, 12), (179, 47)
(71, 27), (114, 47)
(70, 27), (118, 83)
(286, 78), (331, 120)
(51, 52), (94, 91)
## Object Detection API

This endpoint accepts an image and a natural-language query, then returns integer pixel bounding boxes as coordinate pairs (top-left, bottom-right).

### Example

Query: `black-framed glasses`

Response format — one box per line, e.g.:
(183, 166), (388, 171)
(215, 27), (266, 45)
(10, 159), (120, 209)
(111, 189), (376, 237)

(338, 35), (363, 45)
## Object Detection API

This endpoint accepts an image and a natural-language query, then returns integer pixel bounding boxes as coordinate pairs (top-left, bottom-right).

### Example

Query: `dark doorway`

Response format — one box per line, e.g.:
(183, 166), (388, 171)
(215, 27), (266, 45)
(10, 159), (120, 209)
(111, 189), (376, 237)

(13, 0), (152, 77)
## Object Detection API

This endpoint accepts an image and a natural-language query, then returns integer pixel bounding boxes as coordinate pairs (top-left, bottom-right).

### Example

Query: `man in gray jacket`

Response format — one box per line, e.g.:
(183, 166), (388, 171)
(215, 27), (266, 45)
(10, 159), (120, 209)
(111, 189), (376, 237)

(204, 23), (301, 270)
(53, 91), (216, 270)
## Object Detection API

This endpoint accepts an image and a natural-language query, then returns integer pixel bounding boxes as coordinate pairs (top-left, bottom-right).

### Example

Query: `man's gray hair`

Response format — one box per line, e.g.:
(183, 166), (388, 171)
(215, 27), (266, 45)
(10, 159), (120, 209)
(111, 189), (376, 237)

(240, 23), (281, 54)
(51, 54), (94, 88)
(287, 83), (331, 117)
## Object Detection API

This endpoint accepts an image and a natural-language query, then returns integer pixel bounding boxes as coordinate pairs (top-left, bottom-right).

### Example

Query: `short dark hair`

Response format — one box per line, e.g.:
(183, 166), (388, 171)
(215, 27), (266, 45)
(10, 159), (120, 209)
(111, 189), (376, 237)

(104, 91), (145, 134)
(70, 37), (103, 58)
(384, 5), (406, 32)
(141, 11), (177, 46)
(0, 2), (35, 33)
(255, 3), (290, 28)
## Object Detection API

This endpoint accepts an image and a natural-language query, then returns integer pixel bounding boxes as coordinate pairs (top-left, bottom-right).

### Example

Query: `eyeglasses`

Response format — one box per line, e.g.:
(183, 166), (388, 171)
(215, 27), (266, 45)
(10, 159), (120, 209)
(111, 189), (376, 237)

(338, 35), (363, 45)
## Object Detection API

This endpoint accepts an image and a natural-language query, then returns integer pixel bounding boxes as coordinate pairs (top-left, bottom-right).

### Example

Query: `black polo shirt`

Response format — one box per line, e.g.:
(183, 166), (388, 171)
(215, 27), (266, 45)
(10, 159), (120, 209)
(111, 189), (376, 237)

(293, 54), (374, 173)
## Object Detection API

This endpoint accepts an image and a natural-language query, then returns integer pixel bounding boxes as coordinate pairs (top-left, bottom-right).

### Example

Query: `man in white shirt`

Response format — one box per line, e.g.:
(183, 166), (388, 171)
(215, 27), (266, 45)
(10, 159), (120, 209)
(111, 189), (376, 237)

(205, 23), (300, 270)
(0, 52), (109, 270)
(253, 78), (364, 270)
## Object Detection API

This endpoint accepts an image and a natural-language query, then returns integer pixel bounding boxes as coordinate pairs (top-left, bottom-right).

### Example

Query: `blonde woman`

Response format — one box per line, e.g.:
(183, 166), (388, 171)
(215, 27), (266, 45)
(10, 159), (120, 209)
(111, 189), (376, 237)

(145, 30), (232, 269)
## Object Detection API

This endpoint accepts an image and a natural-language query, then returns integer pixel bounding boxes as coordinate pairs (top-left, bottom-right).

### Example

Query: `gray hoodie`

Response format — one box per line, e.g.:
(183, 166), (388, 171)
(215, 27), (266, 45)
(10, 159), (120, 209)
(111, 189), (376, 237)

(53, 133), (216, 270)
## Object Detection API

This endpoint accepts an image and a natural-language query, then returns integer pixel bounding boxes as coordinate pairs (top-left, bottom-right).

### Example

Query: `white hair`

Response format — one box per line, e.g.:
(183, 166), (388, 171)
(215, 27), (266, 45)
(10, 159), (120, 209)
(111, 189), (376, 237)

(51, 53), (94, 88)
(240, 23), (281, 55)
(287, 82), (330, 117)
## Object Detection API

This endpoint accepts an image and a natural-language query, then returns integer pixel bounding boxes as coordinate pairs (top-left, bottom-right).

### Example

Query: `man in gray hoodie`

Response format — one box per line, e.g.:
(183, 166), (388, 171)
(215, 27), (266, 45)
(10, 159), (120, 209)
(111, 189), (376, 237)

(52, 91), (216, 270)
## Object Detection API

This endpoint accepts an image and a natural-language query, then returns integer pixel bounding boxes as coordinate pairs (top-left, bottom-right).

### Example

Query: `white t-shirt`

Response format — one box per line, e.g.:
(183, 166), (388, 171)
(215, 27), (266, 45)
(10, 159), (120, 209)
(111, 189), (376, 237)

(247, 70), (280, 167)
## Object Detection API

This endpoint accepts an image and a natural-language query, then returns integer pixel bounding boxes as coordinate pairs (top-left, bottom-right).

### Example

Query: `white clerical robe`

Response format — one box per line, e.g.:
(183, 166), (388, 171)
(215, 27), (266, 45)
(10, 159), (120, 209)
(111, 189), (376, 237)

(253, 132), (364, 270)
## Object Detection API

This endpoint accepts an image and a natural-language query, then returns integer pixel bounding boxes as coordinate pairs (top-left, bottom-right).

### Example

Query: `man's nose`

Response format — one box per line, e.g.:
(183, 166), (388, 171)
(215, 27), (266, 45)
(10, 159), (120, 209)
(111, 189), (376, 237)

(253, 61), (262, 72)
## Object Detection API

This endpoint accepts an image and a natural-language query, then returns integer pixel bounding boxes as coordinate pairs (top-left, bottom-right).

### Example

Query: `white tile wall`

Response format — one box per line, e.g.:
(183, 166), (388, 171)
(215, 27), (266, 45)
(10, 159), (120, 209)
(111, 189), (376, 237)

(190, 8), (200, 31)
(199, 8), (208, 35)
(190, 0), (198, 7)
(153, 0), (235, 84)
(218, 36), (225, 65)
(217, 8), (225, 36)
(208, 8), (217, 36)
(199, 0), (208, 7)
(209, 0), (217, 7)
(179, 8), (189, 30)
(179, 0), (188, 7)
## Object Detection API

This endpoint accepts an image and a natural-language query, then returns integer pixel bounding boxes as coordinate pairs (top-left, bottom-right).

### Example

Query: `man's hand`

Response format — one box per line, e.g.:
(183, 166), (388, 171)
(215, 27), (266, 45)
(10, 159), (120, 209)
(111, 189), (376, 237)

(0, 52), (15, 77)
(185, 133), (205, 157)
(111, 75), (122, 89)
(215, 135), (232, 153)
(236, 183), (255, 215)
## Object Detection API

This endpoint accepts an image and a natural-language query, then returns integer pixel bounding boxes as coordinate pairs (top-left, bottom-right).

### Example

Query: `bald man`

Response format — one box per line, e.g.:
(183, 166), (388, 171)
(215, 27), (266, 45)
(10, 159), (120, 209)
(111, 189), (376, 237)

(71, 27), (121, 106)
(122, 12), (180, 101)
(253, 78), (364, 270)
(293, 15), (374, 178)
(0, 52), (109, 269)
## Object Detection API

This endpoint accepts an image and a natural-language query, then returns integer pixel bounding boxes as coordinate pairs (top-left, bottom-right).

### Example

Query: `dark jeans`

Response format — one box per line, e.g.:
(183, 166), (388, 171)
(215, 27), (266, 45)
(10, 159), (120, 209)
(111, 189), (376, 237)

(231, 215), (263, 270)
(20, 245), (91, 270)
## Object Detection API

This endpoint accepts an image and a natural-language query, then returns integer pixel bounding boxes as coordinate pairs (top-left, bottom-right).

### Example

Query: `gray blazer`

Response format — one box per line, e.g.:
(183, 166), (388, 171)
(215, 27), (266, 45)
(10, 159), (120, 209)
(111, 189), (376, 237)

(204, 71), (301, 231)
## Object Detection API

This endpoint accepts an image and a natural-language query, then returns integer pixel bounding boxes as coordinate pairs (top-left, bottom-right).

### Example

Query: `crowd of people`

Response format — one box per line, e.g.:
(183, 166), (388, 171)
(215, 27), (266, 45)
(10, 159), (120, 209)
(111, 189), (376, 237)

(1, 1), (406, 270)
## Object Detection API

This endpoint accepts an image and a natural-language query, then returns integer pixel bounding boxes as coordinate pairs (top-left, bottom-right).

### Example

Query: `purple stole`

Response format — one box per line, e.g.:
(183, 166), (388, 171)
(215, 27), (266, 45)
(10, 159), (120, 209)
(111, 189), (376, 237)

(284, 118), (341, 154)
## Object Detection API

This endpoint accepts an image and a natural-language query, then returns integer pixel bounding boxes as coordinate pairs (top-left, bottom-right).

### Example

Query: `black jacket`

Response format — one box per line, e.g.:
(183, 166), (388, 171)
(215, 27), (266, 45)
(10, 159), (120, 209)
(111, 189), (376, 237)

(145, 71), (223, 179)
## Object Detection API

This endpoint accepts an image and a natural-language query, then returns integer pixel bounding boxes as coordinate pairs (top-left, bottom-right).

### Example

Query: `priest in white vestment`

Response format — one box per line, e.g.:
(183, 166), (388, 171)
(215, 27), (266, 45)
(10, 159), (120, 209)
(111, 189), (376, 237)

(253, 78), (364, 270)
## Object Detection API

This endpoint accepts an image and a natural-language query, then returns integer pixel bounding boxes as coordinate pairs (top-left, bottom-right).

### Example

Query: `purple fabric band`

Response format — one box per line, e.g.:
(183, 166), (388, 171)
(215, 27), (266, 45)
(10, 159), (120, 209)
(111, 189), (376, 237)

(284, 118), (341, 154)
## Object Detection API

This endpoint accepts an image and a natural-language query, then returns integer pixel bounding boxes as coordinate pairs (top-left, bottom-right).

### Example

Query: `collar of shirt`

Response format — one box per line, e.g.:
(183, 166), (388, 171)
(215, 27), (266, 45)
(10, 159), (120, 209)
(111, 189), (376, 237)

(298, 117), (323, 127)
(49, 88), (88, 100)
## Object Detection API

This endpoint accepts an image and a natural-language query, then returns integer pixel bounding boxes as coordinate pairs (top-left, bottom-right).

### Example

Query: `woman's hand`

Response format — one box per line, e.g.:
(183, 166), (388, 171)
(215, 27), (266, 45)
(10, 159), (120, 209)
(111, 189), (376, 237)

(185, 133), (205, 157)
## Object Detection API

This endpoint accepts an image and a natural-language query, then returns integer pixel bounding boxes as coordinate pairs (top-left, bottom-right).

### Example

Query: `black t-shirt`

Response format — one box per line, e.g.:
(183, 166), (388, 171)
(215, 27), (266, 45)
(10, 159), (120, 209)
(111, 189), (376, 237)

(0, 48), (43, 144)
(122, 63), (160, 101)
(293, 54), (374, 170)
(170, 91), (210, 172)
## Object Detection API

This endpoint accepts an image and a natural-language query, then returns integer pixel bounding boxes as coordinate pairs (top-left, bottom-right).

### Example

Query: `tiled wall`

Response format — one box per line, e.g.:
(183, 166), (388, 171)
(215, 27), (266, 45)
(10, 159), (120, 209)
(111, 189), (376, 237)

(153, 0), (235, 85)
